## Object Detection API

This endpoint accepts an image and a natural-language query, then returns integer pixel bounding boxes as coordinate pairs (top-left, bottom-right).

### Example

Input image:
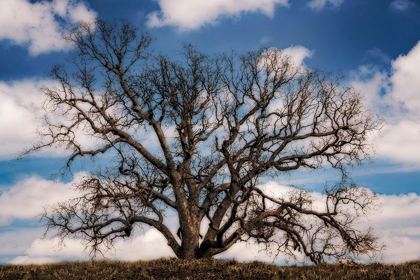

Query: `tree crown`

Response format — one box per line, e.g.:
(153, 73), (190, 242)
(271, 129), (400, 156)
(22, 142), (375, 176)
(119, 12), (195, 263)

(32, 19), (381, 263)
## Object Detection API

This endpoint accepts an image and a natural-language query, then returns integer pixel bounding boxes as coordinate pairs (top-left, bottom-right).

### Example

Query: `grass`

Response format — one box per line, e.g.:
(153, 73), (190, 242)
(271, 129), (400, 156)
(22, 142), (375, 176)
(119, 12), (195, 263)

(1, 258), (420, 280)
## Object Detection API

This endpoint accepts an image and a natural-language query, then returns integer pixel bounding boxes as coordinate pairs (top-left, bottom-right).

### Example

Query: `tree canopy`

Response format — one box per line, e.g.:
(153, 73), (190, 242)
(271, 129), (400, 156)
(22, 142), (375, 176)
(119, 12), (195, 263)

(31, 19), (381, 263)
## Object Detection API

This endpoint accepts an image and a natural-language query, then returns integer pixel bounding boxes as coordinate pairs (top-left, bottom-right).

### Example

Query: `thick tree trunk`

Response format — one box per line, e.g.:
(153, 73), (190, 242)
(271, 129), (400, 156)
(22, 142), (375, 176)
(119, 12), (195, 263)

(179, 246), (198, 259)
(179, 244), (215, 259)
(179, 230), (200, 259)
(178, 233), (225, 259)
(177, 213), (201, 259)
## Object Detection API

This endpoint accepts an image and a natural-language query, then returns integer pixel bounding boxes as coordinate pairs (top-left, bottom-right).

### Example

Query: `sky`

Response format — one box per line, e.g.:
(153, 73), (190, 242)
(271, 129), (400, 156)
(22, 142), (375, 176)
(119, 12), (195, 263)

(0, 0), (420, 265)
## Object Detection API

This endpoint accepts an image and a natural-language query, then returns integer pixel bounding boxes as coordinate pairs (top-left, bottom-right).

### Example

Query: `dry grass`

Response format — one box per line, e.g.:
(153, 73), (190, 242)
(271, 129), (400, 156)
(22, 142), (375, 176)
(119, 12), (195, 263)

(1, 258), (420, 280)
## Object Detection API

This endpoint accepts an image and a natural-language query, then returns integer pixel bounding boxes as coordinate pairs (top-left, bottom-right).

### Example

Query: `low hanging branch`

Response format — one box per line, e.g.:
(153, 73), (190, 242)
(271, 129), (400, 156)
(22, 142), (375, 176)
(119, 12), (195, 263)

(31, 19), (382, 263)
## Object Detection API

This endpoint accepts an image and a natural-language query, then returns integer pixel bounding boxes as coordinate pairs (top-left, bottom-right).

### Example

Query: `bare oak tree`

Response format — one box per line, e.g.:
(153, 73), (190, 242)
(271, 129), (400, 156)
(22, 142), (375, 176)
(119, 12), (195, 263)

(31, 19), (381, 263)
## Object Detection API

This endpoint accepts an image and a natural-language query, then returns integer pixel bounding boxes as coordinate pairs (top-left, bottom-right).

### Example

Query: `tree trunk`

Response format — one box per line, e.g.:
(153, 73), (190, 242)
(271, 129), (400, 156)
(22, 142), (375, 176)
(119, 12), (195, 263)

(179, 243), (216, 259)
(177, 213), (201, 259)
(179, 229), (200, 259)
(196, 244), (216, 259)
(179, 246), (198, 259)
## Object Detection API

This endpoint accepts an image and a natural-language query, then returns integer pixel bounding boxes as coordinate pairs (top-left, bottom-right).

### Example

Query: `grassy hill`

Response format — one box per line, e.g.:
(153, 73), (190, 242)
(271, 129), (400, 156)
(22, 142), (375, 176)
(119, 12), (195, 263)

(1, 258), (419, 280)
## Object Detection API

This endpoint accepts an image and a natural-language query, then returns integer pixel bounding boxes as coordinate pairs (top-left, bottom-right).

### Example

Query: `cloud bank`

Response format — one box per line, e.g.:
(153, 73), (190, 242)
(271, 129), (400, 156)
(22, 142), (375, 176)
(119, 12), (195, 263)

(0, 80), (48, 159)
(351, 40), (420, 167)
(0, 79), (114, 160)
(10, 229), (176, 264)
(0, 0), (96, 55)
(1, 180), (419, 264)
(0, 174), (83, 226)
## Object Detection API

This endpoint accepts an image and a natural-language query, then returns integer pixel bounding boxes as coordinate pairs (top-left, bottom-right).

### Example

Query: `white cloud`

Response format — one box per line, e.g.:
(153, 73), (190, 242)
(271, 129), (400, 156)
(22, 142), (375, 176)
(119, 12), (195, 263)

(0, 80), (47, 159)
(389, 0), (417, 13)
(0, 0), (96, 55)
(0, 79), (177, 160)
(368, 192), (420, 263)
(260, 45), (314, 71)
(11, 256), (59, 265)
(350, 42), (420, 167)
(0, 228), (44, 256)
(350, 66), (389, 113)
(0, 174), (82, 226)
(370, 121), (420, 166)
(388, 41), (420, 115)
(0, 174), (176, 264)
(9, 228), (176, 264)
(226, 184), (420, 264)
(146, 0), (289, 31)
(281, 45), (314, 67)
(0, 79), (113, 160)
(307, 0), (344, 11)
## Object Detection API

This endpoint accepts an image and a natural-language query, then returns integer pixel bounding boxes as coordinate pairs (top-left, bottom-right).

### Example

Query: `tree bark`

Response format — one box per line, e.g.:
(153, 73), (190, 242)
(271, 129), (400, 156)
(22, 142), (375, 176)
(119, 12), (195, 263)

(179, 227), (200, 259)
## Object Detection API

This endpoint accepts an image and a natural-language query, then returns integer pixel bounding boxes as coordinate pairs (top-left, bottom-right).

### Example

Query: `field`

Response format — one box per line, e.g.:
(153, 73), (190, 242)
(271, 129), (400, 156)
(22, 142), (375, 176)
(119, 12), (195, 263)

(1, 258), (420, 280)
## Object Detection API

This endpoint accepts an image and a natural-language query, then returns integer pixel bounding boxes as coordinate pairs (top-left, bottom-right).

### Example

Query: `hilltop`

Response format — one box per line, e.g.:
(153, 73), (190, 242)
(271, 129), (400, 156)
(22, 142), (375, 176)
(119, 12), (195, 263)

(1, 258), (420, 280)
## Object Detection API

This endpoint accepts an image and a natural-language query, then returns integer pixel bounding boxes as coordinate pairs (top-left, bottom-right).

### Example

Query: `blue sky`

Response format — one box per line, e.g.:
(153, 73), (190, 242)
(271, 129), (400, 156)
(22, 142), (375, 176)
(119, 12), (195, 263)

(0, 0), (420, 265)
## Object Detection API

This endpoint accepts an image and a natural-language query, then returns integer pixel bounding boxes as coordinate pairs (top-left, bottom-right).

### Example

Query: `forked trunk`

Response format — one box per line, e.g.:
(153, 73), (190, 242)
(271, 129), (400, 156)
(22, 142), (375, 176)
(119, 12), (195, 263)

(179, 242), (216, 259)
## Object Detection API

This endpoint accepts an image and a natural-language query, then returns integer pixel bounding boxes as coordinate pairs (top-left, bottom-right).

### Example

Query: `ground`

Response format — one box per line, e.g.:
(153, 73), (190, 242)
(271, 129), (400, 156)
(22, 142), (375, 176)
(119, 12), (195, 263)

(1, 258), (420, 280)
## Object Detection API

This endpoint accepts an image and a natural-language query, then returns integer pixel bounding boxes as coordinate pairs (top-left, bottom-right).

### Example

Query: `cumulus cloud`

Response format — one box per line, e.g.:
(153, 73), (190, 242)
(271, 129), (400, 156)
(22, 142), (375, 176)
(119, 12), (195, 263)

(307, 0), (344, 11)
(0, 79), (78, 159)
(2, 180), (420, 264)
(389, 0), (417, 13)
(370, 121), (420, 165)
(260, 45), (314, 71)
(281, 45), (314, 66)
(368, 192), (420, 263)
(0, 80), (47, 159)
(388, 42), (420, 115)
(0, 228), (44, 257)
(0, 79), (119, 160)
(10, 228), (176, 264)
(146, 0), (289, 31)
(350, 66), (389, 111)
(350, 42), (420, 167)
(0, 174), (82, 226)
(230, 185), (420, 264)
(0, 0), (96, 55)
(0, 174), (174, 264)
